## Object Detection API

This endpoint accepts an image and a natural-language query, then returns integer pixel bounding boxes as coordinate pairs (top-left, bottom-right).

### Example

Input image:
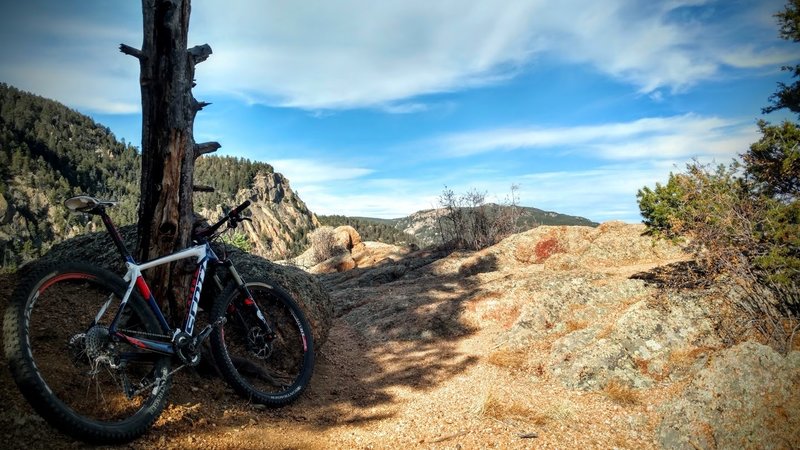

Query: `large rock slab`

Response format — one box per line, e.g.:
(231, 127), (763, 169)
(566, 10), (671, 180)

(657, 341), (800, 449)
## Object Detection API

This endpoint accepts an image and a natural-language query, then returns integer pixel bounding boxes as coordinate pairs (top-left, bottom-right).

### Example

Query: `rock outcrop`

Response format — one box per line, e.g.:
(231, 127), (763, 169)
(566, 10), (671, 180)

(293, 225), (413, 274)
(0, 194), (8, 224)
(319, 221), (798, 448)
(657, 342), (800, 449)
(197, 171), (319, 260)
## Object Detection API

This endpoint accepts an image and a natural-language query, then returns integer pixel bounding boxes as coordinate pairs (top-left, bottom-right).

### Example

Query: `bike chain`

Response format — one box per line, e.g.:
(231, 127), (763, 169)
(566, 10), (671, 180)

(117, 328), (172, 340)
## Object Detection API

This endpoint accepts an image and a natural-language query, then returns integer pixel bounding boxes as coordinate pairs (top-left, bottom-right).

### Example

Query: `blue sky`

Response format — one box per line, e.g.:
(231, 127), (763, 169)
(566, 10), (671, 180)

(0, 0), (796, 222)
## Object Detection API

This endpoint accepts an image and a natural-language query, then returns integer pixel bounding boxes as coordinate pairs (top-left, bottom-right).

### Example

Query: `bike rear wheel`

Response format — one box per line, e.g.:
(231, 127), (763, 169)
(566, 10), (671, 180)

(2, 262), (171, 444)
(210, 279), (314, 405)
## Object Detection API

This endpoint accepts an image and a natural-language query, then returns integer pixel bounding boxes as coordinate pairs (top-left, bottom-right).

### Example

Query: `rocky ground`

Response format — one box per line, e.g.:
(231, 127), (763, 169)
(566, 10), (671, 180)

(1, 222), (798, 449)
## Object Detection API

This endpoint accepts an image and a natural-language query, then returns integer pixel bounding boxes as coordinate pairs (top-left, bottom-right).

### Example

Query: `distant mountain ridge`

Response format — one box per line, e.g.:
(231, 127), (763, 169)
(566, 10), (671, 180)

(0, 82), (317, 266)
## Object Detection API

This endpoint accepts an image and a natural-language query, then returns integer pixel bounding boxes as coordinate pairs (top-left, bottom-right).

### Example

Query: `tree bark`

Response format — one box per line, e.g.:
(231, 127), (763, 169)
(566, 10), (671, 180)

(123, 0), (216, 325)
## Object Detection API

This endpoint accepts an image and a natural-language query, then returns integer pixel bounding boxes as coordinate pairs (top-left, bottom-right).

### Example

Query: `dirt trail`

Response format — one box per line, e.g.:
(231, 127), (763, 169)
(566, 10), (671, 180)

(1, 250), (678, 449)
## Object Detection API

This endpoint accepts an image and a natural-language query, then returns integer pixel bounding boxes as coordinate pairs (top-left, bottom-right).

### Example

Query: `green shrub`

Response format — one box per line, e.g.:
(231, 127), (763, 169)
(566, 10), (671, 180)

(220, 231), (252, 253)
(638, 131), (799, 352)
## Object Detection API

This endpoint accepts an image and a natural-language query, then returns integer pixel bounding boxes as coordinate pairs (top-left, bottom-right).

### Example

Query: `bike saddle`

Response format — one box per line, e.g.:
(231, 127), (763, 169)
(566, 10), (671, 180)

(64, 195), (118, 213)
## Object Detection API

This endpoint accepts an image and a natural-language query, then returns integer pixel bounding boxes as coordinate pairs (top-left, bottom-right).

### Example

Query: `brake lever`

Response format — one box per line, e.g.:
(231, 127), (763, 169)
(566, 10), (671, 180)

(226, 216), (252, 229)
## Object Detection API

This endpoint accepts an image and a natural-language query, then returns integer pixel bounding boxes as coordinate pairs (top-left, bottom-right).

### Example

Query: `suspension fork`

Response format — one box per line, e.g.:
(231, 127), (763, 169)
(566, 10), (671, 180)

(220, 261), (276, 339)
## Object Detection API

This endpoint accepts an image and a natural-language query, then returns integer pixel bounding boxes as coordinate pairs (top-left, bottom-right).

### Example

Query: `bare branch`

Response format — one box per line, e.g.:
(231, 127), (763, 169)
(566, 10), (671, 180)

(193, 100), (211, 112)
(188, 44), (212, 64)
(119, 43), (144, 60)
(193, 184), (215, 192)
(194, 141), (221, 158)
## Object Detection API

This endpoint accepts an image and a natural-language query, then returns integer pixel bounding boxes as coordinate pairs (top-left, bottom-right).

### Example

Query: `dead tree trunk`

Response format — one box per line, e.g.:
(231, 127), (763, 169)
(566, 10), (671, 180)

(121, 0), (219, 325)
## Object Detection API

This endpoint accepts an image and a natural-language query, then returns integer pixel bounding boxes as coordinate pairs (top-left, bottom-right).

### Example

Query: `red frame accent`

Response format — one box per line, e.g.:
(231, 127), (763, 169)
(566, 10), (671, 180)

(120, 334), (148, 349)
(135, 276), (152, 299)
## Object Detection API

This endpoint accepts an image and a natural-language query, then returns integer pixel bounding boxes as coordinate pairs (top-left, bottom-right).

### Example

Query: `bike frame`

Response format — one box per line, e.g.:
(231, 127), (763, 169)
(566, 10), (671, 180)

(107, 243), (215, 355)
(93, 207), (268, 358)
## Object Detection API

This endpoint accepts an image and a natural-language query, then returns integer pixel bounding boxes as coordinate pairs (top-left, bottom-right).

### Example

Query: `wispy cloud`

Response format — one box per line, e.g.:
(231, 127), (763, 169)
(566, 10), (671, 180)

(1, 63), (140, 114)
(297, 188), (440, 219)
(291, 160), (690, 222)
(0, 0), (791, 113)
(380, 103), (431, 114)
(517, 162), (682, 222)
(271, 158), (374, 185)
(190, 0), (792, 109)
(435, 114), (758, 160)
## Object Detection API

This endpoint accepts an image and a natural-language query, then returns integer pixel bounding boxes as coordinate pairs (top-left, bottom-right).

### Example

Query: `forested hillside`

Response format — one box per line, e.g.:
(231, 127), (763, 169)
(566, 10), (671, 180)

(0, 83), (316, 266)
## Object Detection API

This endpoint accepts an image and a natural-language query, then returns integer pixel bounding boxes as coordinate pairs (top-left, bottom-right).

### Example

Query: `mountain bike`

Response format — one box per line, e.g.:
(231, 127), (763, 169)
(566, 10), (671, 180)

(3, 196), (315, 444)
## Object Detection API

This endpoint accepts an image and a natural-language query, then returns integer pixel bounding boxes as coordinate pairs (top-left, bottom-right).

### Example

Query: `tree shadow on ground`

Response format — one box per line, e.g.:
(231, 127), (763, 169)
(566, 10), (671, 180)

(285, 250), (500, 427)
(630, 260), (711, 290)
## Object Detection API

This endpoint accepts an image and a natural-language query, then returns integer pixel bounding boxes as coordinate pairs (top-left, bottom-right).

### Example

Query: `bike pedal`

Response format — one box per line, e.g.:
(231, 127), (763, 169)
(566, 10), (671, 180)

(193, 317), (226, 345)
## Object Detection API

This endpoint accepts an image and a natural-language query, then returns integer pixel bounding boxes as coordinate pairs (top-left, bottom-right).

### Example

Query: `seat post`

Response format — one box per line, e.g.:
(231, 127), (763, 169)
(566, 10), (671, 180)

(97, 207), (135, 263)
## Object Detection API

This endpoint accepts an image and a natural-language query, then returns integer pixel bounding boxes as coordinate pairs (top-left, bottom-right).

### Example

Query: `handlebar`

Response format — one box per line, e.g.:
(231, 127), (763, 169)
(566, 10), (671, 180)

(193, 200), (251, 240)
(229, 200), (251, 217)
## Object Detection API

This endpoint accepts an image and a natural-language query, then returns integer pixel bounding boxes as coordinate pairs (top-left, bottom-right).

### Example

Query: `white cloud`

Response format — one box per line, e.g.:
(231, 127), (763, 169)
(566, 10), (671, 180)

(271, 158), (374, 185)
(188, 0), (791, 109)
(517, 164), (672, 222)
(380, 103), (431, 114)
(717, 46), (798, 69)
(1, 63), (140, 114)
(299, 189), (440, 219)
(191, 0), (537, 109)
(513, 154), (743, 222)
(436, 114), (758, 160)
(1, 0), (791, 113)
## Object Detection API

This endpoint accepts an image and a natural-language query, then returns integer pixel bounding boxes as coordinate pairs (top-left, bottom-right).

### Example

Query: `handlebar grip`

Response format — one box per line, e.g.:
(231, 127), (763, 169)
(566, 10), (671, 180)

(230, 200), (251, 217)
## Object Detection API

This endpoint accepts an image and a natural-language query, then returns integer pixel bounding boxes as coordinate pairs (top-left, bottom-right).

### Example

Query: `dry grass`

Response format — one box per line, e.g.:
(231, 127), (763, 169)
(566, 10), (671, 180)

(475, 390), (574, 426)
(487, 348), (528, 371)
(565, 319), (589, 333)
(633, 357), (650, 374)
(667, 345), (718, 370)
(602, 379), (640, 406)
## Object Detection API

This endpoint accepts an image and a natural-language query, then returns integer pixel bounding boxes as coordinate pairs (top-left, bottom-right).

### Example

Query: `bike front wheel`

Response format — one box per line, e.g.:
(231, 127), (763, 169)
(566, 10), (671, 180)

(210, 279), (314, 406)
(3, 262), (172, 444)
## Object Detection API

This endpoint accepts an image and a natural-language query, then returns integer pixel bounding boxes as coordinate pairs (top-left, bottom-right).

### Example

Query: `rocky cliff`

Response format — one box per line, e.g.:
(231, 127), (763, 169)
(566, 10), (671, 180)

(197, 171), (319, 260)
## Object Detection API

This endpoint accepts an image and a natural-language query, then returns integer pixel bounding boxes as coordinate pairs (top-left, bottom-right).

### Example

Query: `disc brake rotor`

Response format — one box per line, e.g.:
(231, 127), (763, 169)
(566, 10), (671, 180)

(247, 326), (272, 359)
